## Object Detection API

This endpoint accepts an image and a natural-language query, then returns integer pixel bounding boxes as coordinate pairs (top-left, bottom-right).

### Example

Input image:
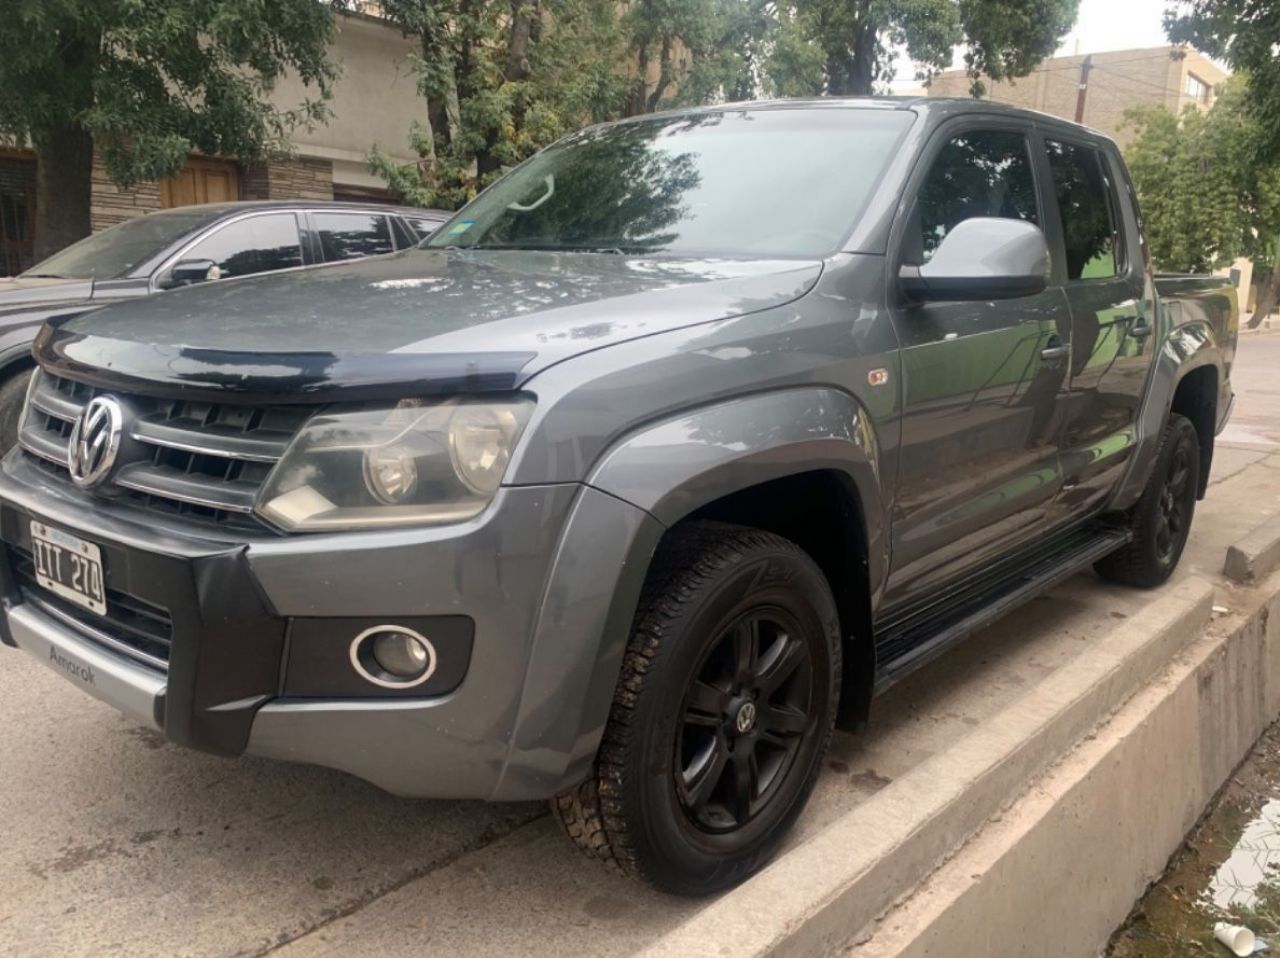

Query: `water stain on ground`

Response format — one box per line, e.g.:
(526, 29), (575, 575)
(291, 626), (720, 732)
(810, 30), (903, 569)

(1108, 721), (1280, 956)
(28, 839), (133, 880)
(850, 769), (893, 791)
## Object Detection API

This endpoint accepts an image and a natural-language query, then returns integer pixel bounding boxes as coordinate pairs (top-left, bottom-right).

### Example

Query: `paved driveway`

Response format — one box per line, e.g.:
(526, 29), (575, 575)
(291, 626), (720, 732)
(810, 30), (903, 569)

(1, 332), (1276, 957)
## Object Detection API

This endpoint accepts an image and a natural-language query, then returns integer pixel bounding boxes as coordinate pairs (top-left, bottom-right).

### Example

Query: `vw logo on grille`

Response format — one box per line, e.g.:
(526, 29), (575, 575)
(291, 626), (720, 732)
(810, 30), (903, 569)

(67, 396), (124, 488)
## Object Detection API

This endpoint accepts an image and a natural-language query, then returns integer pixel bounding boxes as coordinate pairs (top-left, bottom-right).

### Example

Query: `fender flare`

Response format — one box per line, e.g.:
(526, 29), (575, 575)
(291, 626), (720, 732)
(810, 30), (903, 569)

(1109, 319), (1224, 512)
(587, 386), (887, 592)
(491, 387), (886, 799)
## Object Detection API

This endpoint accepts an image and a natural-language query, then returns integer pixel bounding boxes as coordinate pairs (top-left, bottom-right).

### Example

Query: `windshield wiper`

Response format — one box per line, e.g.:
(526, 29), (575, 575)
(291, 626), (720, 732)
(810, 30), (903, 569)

(21, 273), (74, 279)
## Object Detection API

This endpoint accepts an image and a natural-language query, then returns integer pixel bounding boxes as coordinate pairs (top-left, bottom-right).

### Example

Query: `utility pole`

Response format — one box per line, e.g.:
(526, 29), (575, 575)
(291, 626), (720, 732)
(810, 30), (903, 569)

(1074, 54), (1093, 124)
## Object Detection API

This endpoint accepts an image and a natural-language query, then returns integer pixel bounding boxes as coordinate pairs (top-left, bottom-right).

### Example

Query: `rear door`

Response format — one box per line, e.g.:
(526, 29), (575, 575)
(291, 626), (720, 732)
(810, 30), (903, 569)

(884, 120), (1075, 610)
(1040, 137), (1156, 511)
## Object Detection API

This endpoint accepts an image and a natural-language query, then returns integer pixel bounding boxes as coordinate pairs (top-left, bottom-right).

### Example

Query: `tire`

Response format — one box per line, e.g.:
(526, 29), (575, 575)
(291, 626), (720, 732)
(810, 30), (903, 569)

(0, 368), (32, 453)
(1095, 413), (1200, 589)
(554, 521), (841, 895)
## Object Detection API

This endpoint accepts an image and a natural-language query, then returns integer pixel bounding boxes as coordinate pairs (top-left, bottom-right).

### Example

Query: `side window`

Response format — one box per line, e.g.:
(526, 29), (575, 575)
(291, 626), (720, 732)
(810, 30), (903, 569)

(912, 129), (1039, 264)
(1045, 140), (1124, 280)
(185, 214), (303, 279)
(314, 212), (395, 261)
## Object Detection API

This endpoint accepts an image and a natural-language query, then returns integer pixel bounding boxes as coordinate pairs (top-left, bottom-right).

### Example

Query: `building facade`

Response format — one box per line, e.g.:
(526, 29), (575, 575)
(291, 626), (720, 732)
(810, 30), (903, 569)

(927, 46), (1228, 148)
(0, 11), (423, 276)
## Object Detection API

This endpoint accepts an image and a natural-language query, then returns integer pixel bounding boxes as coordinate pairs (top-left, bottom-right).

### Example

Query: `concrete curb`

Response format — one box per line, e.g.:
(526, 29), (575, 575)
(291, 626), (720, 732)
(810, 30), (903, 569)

(1224, 516), (1280, 583)
(638, 577), (1216, 958)
(858, 570), (1280, 957)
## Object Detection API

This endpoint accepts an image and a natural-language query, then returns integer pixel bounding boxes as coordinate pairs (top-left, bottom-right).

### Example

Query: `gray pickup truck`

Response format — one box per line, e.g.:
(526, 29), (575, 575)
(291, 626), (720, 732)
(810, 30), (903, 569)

(0, 98), (1237, 895)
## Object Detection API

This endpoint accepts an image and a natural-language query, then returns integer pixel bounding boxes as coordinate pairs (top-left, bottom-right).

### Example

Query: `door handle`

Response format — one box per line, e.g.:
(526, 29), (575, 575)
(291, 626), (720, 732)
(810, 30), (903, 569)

(1040, 343), (1070, 362)
(1129, 319), (1153, 339)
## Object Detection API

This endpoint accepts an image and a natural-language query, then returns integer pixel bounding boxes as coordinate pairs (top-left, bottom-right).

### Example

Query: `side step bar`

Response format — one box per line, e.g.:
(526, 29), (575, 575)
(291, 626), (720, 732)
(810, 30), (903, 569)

(873, 526), (1130, 693)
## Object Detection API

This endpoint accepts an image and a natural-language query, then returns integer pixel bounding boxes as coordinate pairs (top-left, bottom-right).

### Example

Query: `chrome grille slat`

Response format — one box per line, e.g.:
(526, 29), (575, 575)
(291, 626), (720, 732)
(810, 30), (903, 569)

(18, 371), (308, 530)
(130, 419), (287, 463)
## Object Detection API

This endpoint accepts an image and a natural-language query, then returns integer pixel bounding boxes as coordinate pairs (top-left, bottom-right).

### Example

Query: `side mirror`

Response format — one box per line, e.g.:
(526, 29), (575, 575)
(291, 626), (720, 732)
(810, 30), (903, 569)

(899, 218), (1050, 302)
(159, 258), (220, 290)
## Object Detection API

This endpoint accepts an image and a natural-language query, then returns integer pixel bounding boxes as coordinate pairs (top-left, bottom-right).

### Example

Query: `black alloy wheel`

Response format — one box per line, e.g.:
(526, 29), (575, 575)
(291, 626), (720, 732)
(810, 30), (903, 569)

(675, 608), (815, 833)
(553, 521), (841, 896)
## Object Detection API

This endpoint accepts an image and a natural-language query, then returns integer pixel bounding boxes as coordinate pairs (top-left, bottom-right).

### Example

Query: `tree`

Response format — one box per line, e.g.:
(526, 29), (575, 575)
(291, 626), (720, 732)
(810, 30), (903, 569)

(1165, 1), (1280, 156)
(0, 0), (337, 259)
(370, 0), (631, 209)
(1124, 81), (1280, 327)
(763, 0), (1079, 97)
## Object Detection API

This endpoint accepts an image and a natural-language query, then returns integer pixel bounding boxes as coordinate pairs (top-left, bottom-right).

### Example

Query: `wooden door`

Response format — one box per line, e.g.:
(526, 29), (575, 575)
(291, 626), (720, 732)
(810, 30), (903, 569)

(160, 157), (239, 209)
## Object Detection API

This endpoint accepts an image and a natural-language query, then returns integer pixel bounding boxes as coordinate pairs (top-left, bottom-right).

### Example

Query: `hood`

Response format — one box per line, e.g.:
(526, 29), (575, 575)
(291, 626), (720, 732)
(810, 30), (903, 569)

(38, 248), (822, 403)
(0, 276), (97, 319)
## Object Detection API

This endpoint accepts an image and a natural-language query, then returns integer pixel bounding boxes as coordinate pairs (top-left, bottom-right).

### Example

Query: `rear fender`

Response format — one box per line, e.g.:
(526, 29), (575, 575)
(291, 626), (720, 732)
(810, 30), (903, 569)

(1109, 316), (1224, 512)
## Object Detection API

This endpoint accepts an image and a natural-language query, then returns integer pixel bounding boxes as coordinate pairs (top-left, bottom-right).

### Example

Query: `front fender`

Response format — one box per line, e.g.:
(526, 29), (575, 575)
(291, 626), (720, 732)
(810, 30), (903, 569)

(585, 387), (886, 591)
(492, 388), (886, 799)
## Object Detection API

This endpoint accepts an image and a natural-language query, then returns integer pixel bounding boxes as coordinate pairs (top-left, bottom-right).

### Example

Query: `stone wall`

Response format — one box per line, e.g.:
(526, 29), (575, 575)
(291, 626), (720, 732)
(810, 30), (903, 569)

(90, 154), (160, 231)
(241, 157), (334, 201)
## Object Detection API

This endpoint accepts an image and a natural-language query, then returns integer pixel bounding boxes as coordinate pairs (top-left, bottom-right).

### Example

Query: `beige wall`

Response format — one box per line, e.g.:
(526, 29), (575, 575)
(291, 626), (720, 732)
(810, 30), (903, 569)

(928, 46), (1229, 148)
(268, 13), (423, 192)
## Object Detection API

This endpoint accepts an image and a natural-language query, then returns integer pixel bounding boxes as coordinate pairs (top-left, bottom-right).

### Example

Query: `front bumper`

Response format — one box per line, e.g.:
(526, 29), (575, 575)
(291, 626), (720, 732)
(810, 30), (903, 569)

(0, 453), (661, 800)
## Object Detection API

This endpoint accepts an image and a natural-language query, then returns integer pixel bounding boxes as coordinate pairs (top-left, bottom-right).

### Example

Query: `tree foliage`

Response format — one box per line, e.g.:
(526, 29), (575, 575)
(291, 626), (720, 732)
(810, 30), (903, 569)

(0, 0), (337, 256)
(1165, 0), (1280, 157)
(374, 0), (1080, 208)
(761, 0), (1078, 97)
(1125, 81), (1280, 325)
(369, 0), (631, 209)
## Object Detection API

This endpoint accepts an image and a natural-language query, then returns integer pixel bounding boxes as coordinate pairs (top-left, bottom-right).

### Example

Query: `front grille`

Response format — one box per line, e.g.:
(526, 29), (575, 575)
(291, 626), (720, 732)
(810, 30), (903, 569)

(9, 546), (173, 672)
(19, 372), (311, 530)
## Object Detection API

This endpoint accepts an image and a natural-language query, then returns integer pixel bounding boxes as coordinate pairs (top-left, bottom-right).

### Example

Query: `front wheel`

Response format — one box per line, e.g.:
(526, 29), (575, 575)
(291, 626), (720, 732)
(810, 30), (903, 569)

(554, 521), (841, 895)
(1095, 413), (1200, 588)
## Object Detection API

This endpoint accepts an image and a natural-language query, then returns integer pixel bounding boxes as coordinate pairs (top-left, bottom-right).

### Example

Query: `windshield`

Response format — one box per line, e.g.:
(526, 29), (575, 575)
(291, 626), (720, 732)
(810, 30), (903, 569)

(428, 108), (914, 258)
(23, 210), (213, 280)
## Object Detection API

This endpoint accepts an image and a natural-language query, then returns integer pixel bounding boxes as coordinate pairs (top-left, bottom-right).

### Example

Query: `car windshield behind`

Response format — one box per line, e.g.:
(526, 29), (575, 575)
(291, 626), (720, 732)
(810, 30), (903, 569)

(23, 209), (213, 280)
(429, 108), (914, 258)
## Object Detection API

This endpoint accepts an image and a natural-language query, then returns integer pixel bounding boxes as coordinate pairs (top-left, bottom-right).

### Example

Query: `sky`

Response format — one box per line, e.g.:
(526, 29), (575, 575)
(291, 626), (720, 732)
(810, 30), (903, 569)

(1058, 0), (1172, 56)
(891, 0), (1178, 90)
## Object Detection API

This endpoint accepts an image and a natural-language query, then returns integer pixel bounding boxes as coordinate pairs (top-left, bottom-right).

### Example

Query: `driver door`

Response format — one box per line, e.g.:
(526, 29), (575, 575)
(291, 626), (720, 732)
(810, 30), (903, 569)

(884, 123), (1074, 611)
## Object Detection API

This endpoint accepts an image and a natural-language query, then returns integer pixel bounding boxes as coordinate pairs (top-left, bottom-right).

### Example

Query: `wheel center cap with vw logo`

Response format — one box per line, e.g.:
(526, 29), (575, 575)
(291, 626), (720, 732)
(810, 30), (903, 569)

(734, 701), (757, 735)
(67, 396), (125, 488)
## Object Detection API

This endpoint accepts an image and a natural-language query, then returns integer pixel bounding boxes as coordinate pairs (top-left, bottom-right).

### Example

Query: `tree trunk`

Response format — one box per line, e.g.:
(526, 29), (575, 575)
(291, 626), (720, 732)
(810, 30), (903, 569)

(845, 23), (877, 96)
(645, 33), (673, 113)
(1249, 253), (1280, 328)
(504, 0), (533, 83)
(33, 124), (94, 262)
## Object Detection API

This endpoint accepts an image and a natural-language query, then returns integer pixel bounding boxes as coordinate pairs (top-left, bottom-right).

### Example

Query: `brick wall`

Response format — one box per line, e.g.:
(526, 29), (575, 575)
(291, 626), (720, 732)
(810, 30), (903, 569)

(241, 157), (334, 201)
(927, 47), (1228, 149)
(0, 153), (37, 276)
(90, 153), (160, 231)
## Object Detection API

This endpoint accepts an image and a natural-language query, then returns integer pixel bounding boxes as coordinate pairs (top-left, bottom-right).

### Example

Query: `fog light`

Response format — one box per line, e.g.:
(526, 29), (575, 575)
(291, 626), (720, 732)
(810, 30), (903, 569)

(349, 625), (438, 689)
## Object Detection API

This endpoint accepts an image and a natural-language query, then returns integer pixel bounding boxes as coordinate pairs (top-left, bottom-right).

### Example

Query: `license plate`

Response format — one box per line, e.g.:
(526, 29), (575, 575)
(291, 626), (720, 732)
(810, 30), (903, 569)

(29, 521), (106, 616)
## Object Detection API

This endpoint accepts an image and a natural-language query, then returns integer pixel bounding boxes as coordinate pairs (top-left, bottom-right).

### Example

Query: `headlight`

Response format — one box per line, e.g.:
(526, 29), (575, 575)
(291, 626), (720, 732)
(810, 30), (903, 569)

(255, 397), (534, 532)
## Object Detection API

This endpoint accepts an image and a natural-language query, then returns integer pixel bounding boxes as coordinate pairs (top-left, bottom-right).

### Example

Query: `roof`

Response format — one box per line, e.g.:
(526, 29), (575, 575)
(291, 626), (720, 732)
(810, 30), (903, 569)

(141, 200), (447, 221)
(610, 95), (1117, 145)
